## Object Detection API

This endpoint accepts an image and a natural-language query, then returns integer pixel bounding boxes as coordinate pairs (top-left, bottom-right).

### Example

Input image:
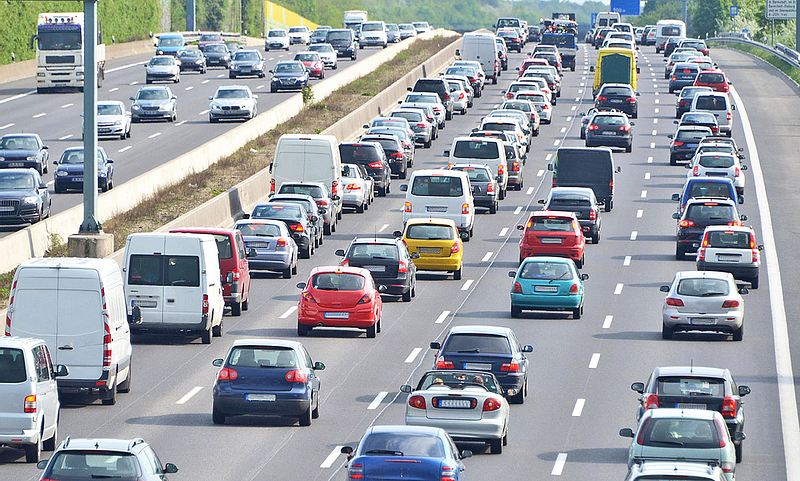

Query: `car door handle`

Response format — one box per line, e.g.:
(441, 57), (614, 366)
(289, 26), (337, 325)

(167, 298), (175, 303)
(58, 345), (74, 350)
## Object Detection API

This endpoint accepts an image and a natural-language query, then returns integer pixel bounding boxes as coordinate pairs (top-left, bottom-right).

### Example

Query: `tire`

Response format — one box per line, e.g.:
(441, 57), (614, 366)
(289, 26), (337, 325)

(43, 421), (57, 451)
(101, 382), (117, 405)
(489, 438), (503, 454)
(366, 324), (377, 338)
(573, 306), (582, 320)
(24, 435), (42, 463)
(508, 386), (524, 404)
(399, 169), (407, 180)
(662, 323), (674, 340)
(298, 404), (312, 426)
(576, 255), (584, 269)
(675, 245), (687, 261)
(591, 231), (600, 244)
(626, 144), (632, 153)
(446, 111), (453, 121)
(749, 276), (759, 289)
(732, 324), (744, 341)
(453, 266), (462, 280)
(580, 132), (585, 140)
(282, 267), (292, 279)
(324, 223), (332, 235)
(117, 364), (132, 393)
(670, 157), (677, 166)
(312, 396), (320, 419)
(297, 324), (310, 337)
(212, 405), (226, 425)
(511, 305), (522, 318)
(231, 298), (242, 316)
(424, 138), (432, 148)
(356, 202), (365, 213)
(201, 325), (212, 344)
(301, 245), (311, 259)
(735, 442), (743, 463)
(242, 297), (250, 311)
(100, 180), (109, 193)
(492, 76), (498, 85)
(605, 199), (613, 212)
(212, 319), (223, 337)
(489, 202), (497, 214)
(402, 288), (412, 302)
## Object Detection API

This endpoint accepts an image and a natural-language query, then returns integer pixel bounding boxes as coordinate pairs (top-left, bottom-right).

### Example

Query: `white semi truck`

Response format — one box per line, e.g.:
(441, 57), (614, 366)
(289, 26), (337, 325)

(343, 10), (368, 30)
(33, 12), (106, 93)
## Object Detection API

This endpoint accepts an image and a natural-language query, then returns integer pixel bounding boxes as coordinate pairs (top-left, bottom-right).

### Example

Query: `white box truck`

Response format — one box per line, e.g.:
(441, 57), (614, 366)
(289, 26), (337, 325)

(33, 13), (106, 93)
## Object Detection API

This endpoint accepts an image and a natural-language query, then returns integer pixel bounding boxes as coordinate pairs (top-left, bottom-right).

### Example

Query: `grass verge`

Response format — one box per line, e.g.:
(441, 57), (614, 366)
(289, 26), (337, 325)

(710, 41), (800, 85)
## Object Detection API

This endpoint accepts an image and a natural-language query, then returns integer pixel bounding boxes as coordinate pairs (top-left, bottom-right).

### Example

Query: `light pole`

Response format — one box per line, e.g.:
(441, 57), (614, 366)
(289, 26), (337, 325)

(186, 0), (196, 31)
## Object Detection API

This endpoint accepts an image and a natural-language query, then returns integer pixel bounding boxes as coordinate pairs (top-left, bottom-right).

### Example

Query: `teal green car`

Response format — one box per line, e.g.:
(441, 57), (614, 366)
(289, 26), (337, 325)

(508, 256), (588, 319)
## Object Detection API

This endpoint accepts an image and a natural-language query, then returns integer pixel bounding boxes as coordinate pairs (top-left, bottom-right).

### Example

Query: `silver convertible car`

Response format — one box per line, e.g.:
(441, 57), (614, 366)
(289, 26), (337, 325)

(400, 370), (510, 454)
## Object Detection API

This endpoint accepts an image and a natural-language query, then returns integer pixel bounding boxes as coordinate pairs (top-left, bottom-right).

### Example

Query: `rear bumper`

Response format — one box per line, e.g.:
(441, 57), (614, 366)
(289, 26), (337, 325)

(298, 306), (378, 328)
(412, 255), (461, 272)
(520, 246), (583, 261)
(58, 373), (114, 395)
(248, 255), (293, 271)
(511, 293), (582, 309)
(697, 261), (758, 280)
(586, 134), (632, 148)
(0, 427), (40, 447)
(132, 317), (209, 333)
(213, 390), (310, 416)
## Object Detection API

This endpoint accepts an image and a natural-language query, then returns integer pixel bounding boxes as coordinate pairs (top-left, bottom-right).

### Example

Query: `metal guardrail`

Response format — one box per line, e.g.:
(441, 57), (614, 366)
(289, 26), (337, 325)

(709, 32), (800, 70)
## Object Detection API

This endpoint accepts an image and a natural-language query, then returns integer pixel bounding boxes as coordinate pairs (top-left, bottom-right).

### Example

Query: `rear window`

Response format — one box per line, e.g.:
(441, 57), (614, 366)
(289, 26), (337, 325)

(697, 73), (724, 84)
(453, 140), (499, 159)
(414, 80), (445, 93)
(600, 86), (633, 96)
(235, 222), (282, 237)
(695, 96), (727, 110)
(661, 26), (682, 36)
(592, 115), (626, 126)
(640, 418), (720, 448)
(349, 243), (399, 260)
(127, 255), (202, 287)
(656, 376), (726, 396)
(677, 277), (730, 296)
(340, 144), (381, 162)
(411, 175), (464, 197)
(278, 185), (323, 198)
(530, 217), (574, 232)
(698, 155), (734, 168)
(363, 138), (398, 152)
(360, 433), (444, 458)
(406, 224), (454, 240)
(392, 111), (422, 122)
(251, 204), (302, 220)
(453, 166), (491, 182)
(684, 203), (735, 222)
(707, 230), (750, 248)
(211, 234), (233, 260)
(556, 150), (613, 182)
(444, 333), (511, 354)
(227, 346), (297, 368)
(688, 182), (733, 199)
(0, 348), (26, 383)
(311, 273), (365, 291)
(482, 122), (514, 132)
(45, 451), (141, 480)
(519, 260), (573, 280)
(676, 129), (710, 142)
(550, 196), (591, 208)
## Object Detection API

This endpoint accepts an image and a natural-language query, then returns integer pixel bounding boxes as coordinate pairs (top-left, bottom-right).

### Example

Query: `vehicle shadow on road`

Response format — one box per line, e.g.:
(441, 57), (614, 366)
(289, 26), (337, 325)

(538, 447), (629, 464)
(0, 447), (25, 464)
(226, 328), (298, 338)
(593, 331), (662, 341)
(127, 412), (299, 427)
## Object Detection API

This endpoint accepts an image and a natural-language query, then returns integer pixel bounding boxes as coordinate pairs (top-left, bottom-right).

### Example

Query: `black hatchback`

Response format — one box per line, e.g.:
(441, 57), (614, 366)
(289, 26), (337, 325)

(668, 125), (713, 165)
(339, 142), (392, 196)
(336, 237), (417, 301)
(673, 197), (746, 259)
(359, 134), (407, 179)
(584, 112), (634, 152)
(595, 83), (638, 118)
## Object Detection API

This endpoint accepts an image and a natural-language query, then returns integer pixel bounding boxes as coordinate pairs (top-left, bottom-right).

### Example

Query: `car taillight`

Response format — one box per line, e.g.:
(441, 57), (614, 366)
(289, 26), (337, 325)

(302, 291), (317, 303)
(506, 92), (514, 99)
(678, 220), (695, 228)
(450, 242), (460, 254)
(331, 180), (339, 195)
(398, 260), (408, 273)
(289, 223), (304, 232)
(734, 166), (741, 177)
(458, 92), (465, 100)
(349, 462), (364, 479)
(482, 397), (502, 411)
(433, 107), (442, 113)
(721, 299), (740, 309)
(316, 199), (329, 207)
(408, 395), (427, 409)
(417, 122), (428, 128)
(644, 394), (659, 409)
(726, 111), (732, 121)
(512, 281), (522, 293)
(692, 165), (699, 176)
(202, 294), (209, 314)
(275, 237), (289, 248)
(569, 283), (579, 294)
(346, 183), (361, 190)
(588, 124), (599, 131)
(486, 182), (495, 193)
(368, 161), (383, 168)
(679, 99), (688, 107)
(627, 97), (636, 103)
(698, 246), (706, 261)
(217, 367), (238, 381)
(542, 104), (550, 110)
(23, 394), (36, 413)
(588, 208), (597, 221)
(356, 293), (371, 305)
(461, 203), (470, 215)
(390, 152), (404, 159)
(103, 320), (112, 368)
(435, 357), (454, 369)
(619, 125), (631, 132)
(721, 396), (738, 418)
(597, 95), (607, 102)
(512, 161), (520, 172)
(404, 201), (412, 213)
(497, 164), (504, 175)
(270, 178), (275, 194)
(500, 361), (520, 372)
(285, 369), (309, 383)
(666, 297), (684, 307)
(671, 75), (677, 80)
(751, 233), (759, 262)
(443, 93), (449, 101)
(673, 141), (685, 147)
(728, 220), (742, 226)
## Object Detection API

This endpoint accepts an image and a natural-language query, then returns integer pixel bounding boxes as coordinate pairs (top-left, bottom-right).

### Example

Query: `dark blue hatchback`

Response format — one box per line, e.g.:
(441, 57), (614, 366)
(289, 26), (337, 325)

(212, 339), (325, 426)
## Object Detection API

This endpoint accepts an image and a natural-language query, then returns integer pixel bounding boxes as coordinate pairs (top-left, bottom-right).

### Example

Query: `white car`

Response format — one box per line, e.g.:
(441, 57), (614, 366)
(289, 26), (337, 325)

(288, 26), (311, 45)
(208, 85), (258, 122)
(401, 92), (446, 128)
(444, 78), (469, 114)
(515, 91), (552, 123)
(697, 225), (761, 288)
(500, 99), (540, 135)
(341, 163), (373, 213)
(359, 21), (388, 48)
(401, 370), (509, 454)
(308, 43), (338, 69)
(145, 55), (180, 84)
(265, 29), (290, 51)
(96, 100), (131, 140)
(686, 152), (746, 196)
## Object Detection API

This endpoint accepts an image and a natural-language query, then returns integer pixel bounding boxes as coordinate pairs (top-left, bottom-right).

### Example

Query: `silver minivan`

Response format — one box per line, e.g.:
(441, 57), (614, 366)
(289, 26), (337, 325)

(0, 337), (68, 462)
(691, 92), (735, 137)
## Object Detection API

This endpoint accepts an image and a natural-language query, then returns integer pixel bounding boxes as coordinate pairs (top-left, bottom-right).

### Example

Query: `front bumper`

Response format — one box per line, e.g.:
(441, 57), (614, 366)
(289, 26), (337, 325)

(271, 79), (307, 90)
(146, 72), (179, 82)
(132, 110), (173, 120)
(404, 414), (505, 440)
(0, 160), (42, 170)
(210, 108), (253, 119)
(0, 204), (41, 224)
(97, 125), (126, 136)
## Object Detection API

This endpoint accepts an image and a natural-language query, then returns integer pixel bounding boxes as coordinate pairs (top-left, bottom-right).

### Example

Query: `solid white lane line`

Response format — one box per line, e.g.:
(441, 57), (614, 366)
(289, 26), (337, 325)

(481, 252), (493, 262)
(644, 172), (651, 180)
(514, 206), (523, 215)
(199, 109), (210, 115)
(60, 103), (73, 109)
(176, 386), (203, 405)
(185, 86), (194, 91)
(551, 453), (568, 475)
(572, 399), (585, 417)
(623, 256), (631, 266)
(378, 223), (389, 232)
(649, 142), (656, 149)
(499, 227), (508, 237)
(603, 315), (613, 328)
(435, 311), (450, 324)
(118, 146), (132, 153)
(537, 169), (544, 177)
(526, 186), (534, 195)
(148, 132), (162, 139)
(614, 283), (624, 295)
(0, 123), (14, 130)
(731, 86), (800, 477)
(32, 112), (47, 118)
(0, 91), (35, 105)
(202, 79), (210, 84)
(636, 209), (643, 218)
(279, 306), (298, 319)
(130, 81), (138, 85)
(647, 156), (653, 163)
(320, 446), (344, 469)
(109, 87), (119, 92)
(175, 120), (187, 126)
(367, 392), (388, 410)
(545, 153), (553, 161)
(46, 180), (54, 187)
(588, 353), (600, 369)
(461, 279), (474, 291)
(404, 348), (423, 364)
(58, 134), (73, 140)
(630, 231), (638, 241)
(640, 190), (647, 198)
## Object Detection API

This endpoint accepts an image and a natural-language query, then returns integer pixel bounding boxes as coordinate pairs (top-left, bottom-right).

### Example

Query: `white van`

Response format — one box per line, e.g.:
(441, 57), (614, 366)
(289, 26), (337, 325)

(655, 20), (686, 53)
(123, 233), (224, 344)
(595, 12), (621, 29)
(691, 92), (735, 136)
(270, 134), (343, 219)
(447, 137), (508, 197)
(6, 258), (133, 406)
(0, 337), (68, 462)
(458, 33), (500, 84)
(400, 169), (475, 239)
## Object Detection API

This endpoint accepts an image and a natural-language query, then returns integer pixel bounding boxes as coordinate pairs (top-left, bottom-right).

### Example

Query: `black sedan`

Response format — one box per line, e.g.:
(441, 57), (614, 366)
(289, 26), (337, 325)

(269, 61), (310, 92)
(177, 49), (207, 73)
(336, 237), (417, 301)
(584, 112), (634, 152)
(0, 133), (49, 174)
(0, 168), (51, 225)
(200, 43), (231, 68)
(668, 125), (713, 165)
(594, 83), (638, 118)
(53, 146), (114, 193)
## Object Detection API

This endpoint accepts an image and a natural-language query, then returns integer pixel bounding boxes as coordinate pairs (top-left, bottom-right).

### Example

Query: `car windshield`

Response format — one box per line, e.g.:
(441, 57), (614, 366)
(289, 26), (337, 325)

(235, 222), (282, 237)
(0, 136), (38, 150)
(698, 155), (734, 168)
(234, 51), (260, 61)
(137, 89), (169, 100)
(278, 185), (323, 198)
(419, 371), (499, 393)
(531, 217), (574, 231)
(453, 166), (491, 182)
(269, 30), (286, 37)
(676, 129), (710, 142)
(685, 203), (735, 222)
(310, 44), (333, 52)
(159, 37), (182, 47)
(149, 57), (173, 66)
(312, 273), (365, 291)
(227, 346), (297, 368)
(360, 433), (445, 458)
(695, 96), (726, 110)
(45, 452), (141, 480)
(677, 278), (730, 296)
(400, 24), (415, 31)
(707, 230), (751, 248)
(204, 44), (227, 53)
(349, 243), (398, 260)
(200, 34), (222, 42)
(180, 50), (202, 58)
(97, 104), (123, 116)
(444, 333), (511, 354)
(519, 261), (573, 280)
(215, 89), (249, 99)
(275, 63), (303, 73)
(392, 112), (422, 122)
(387, 24), (399, 31)
(640, 418), (720, 449)
(657, 376), (725, 396)
(326, 31), (351, 41)
(251, 204), (302, 220)
(0, 348), (26, 383)
(406, 224), (454, 240)
(362, 23), (383, 31)
(410, 175), (464, 197)
(60, 149), (104, 165)
(289, 27), (307, 33)
(295, 53), (319, 62)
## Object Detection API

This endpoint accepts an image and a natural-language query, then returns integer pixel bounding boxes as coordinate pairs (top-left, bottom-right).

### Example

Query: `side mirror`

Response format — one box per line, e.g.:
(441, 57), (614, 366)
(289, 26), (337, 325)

(547, 164), (553, 171)
(106, 159), (114, 164)
(241, 213), (251, 219)
(740, 214), (748, 221)
(36, 460), (49, 470)
(685, 163), (692, 169)
(758, 244), (764, 251)
(731, 104), (736, 110)
(673, 120), (679, 125)
(410, 252), (420, 259)
(660, 285), (670, 292)
(164, 463), (179, 474)
(392, 230), (403, 238)
(589, 66), (594, 72)
(212, 358), (224, 367)
(455, 49), (460, 56)
(667, 134), (674, 139)
(310, 215), (319, 223)
(209, 96), (214, 100)
(131, 305), (142, 324)
(399, 184), (408, 192)
(738, 196), (744, 204)
(672, 212), (680, 220)
(630, 122), (635, 126)
(516, 225), (524, 230)
(335, 249), (346, 257)
(461, 450), (473, 459)
(522, 344), (534, 353)
(443, 150), (450, 156)
(734, 432), (746, 441)
(738, 385), (751, 397)
(247, 247), (257, 258)
(741, 164), (748, 171)
(671, 194), (681, 201)
(313, 361), (326, 371)
(738, 287), (750, 295)
(129, 97), (136, 101)
(728, 80), (733, 85)
(508, 270), (517, 278)
(406, 87), (413, 92)
(429, 341), (441, 350)
(362, 124), (369, 129)
(378, 285), (388, 293)
(619, 428), (635, 438)
(331, 195), (340, 201)
(631, 382), (645, 393)
(42, 145), (49, 150)
(296, 282), (307, 289)
(460, 231), (469, 241)
(537, 199), (546, 204)
(615, 166), (622, 173)
(400, 384), (412, 393)
(54, 364), (69, 377)
(268, 69), (273, 74)
(225, 272), (234, 283)
(580, 273), (589, 281)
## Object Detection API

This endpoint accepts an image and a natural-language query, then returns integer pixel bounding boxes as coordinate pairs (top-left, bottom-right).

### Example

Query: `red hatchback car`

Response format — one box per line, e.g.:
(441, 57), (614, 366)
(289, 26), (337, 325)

(170, 227), (252, 316)
(693, 69), (731, 93)
(517, 211), (586, 267)
(294, 52), (324, 79)
(296, 266), (383, 338)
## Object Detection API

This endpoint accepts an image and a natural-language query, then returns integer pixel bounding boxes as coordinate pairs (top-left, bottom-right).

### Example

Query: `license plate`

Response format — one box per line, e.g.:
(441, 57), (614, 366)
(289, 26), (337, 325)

(463, 362), (491, 371)
(676, 403), (706, 410)
(610, 99), (623, 103)
(74, 177), (83, 182)
(364, 265), (385, 272)
(324, 312), (350, 319)
(132, 299), (157, 308)
(602, 131), (617, 136)
(419, 247), (441, 254)
(535, 285), (559, 292)
(437, 399), (473, 409)
(0, 206), (14, 212)
(246, 394), (276, 402)
(716, 254), (740, 262)
(691, 317), (715, 325)
(540, 238), (563, 244)
(426, 206), (447, 213)
(99, 129), (111, 133)
(8, 162), (24, 167)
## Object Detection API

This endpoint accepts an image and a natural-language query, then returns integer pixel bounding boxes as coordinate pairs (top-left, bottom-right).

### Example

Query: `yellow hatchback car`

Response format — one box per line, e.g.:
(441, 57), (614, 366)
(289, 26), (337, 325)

(398, 218), (464, 280)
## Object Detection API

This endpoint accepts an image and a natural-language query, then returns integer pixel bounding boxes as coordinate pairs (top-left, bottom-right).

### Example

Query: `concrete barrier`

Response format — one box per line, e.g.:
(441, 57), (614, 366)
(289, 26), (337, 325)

(0, 30), (457, 274)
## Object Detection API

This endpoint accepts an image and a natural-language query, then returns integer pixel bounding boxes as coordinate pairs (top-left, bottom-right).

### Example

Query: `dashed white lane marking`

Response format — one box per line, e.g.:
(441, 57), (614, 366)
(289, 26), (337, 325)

(644, 172), (651, 180)
(367, 392), (389, 410)
(46, 180), (54, 187)
(526, 186), (534, 195)
(217, 73), (225, 78)
(655, 99), (660, 104)
(482, 252), (493, 262)
(148, 132), (162, 139)
(647, 156), (653, 163)
(571, 106), (577, 111)
(630, 231), (638, 241)
(603, 315), (614, 328)
(636, 209), (644, 218)
(256, 85), (265, 89)
(553, 139), (560, 146)
(560, 127), (567, 133)
(537, 169), (544, 177)
(175, 120), (187, 126)
(551, 453), (568, 475)
(514, 206), (523, 215)
(0, 123), (15, 130)
(320, 446), (344, 469)
(653, 118), (658, 124)
(32, 112), (47, 118)
(61, 103), (73, 109)
(461, 279), (474, 291)
(545, 153), (553, 161)
(199, 109), (210, 115)
(118, 146), (132, 153)
(566, 116), (572, 121)
(651, 129), (657, 136)
(0, 91), (35, 105)
(404, 348), (423, 364)
(654, 92), (660, 96)
(202, 79), (210, 84)
(499, 227), (508, 237)
(185, 86), (194, 91)
(109, 87), (119, 92)
(435, 311), (451, 324)
(176, 386), (203, 405)
(588, 353), (600, 369)
(279, 306), (298, 319)
(58, 134), (73, 140)
(129, 81), (138, 85)
(640, 190), (647, 198)
(572, 399), (586, 417)
(623, 256), (631, 267)
(378, 223), (389, 232)
(106, 60), (147, 73)
(580, 82), (585, 87)
(654, 108), (660, 114)
(574, 97), (580, 102)
(268, 57), (275, 61)
(649, 142), (655, 149)
(614, 283), (624, 295)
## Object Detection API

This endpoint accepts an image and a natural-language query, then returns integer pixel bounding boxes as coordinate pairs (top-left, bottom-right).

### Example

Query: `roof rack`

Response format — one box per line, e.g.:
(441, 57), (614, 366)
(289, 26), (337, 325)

(632, 456), (719, 466)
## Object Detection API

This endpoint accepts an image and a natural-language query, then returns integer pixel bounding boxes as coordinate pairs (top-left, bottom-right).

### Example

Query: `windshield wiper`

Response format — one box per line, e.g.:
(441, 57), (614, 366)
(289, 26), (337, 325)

(648, 440), (685, 447)
(549, 271), (571, 283)
(456, 348), (480, 353)
(91, 475), (123, 479)
(364, 449), (404, 456)
(701, 292), (726, 297)
(686, 391), (713, 396)
(369, 256), (396, 260)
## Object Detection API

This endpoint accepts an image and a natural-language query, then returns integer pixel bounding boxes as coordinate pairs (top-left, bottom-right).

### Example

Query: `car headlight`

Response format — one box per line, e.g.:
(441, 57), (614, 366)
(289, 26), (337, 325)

(26, 156), (37, 161)
(22, 196), (39, 204)
(210, 102), (221, 110)
(56, 171), (68, 177)
(132, 105), (141, 111)
(159, 104), (170, 110)
(157, 50), (164, 55)
(113, 120), (123, 126)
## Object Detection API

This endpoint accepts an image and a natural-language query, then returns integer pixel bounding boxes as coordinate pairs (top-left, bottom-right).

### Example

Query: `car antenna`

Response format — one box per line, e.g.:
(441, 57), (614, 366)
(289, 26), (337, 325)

(690, 359), (693, 373)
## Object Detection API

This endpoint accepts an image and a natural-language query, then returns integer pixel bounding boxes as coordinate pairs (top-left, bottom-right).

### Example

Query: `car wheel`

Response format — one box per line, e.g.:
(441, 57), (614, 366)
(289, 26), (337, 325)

(356, 202), (365, 213)
(297, 324), (310, 337)
(299, 404), (312, 426)
(675, 245), (687, 261)
(201, 325), (212, 344)
(732, 324), (744, 341)
(453, 266), (463, 280)
(402, 288), (412, 302)
(212, 404), (226, 425)
(376, 317), (382, 333)
(511, 305), (522, 318)
(735, 442), (743, 463)
(580, 132), (585, 140)
(626, 143), (632, 153)
(292, 263), (298, 275)
(749, 276), (759, 289)
(42, 420), (57, 451)
(662, 323), (674, 340)
(24, 433), (42, 463)
(573, 306), (582, 320)
(100, 180), (109, 192)
(508, 388), (524, 405)
(670, 157), (677, 166)
(576, 255), (584, 269)
(400, 169), (407, 180)
(489, 438), (503, 454)
(117, 364), (132, 393)
(446, 111), (453, 121)
(282, 267), (292, 279)
(424, 138), (432, 148)
(323, 223), (331, 235)
(366, 324), (377, 338)
(312, 395), (320, 419)
(605, 199), (613, 212)
(489, 202), (497, 214)
(212, 319), (223, 337)
(231, 301), (242, 316)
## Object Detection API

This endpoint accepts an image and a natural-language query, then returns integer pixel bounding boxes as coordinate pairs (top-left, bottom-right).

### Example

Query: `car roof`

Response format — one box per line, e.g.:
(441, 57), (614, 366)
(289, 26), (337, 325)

(0, 168), (38, 176)
(521, 255), (576, 265)
(704, 224), (753, 234)
(674, 269), (735, 281)
(231, 338), (304, 349)
(58, 438), (145, 452)
(447, 325), (514, 336)
(0, 336), (46, 349)
(235, 218), (285, 226)
(171, 227), (236, 236)
(653, 365), (729, 378)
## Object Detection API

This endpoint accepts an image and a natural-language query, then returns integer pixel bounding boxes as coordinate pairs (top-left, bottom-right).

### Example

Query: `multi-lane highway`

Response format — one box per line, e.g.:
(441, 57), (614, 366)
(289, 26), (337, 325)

(0, 41), (798, 481)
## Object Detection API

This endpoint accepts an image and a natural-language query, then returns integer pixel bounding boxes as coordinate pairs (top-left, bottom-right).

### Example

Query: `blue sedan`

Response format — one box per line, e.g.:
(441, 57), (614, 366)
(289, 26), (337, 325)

(509, 256), (588, 319)
(342, 425), (471, 481)
(53, 146), (114, 193)
(211, 339), (325, 426)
